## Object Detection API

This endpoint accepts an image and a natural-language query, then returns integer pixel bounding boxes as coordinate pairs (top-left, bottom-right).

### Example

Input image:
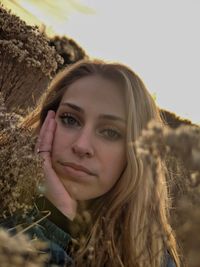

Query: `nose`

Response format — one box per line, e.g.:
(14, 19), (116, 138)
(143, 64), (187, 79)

(71, 128), (94, 158)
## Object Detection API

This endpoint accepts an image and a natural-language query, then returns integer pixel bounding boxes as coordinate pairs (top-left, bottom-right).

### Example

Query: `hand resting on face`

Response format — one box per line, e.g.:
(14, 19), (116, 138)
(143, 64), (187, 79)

(36, 110), (77, 221)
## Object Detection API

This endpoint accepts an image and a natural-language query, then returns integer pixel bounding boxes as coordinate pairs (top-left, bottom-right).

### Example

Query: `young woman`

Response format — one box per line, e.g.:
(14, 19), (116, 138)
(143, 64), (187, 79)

(11, 59), (180, 266)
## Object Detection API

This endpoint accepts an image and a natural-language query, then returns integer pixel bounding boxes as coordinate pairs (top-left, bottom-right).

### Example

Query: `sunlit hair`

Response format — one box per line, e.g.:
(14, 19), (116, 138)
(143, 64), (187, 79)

(23, 59), (180, 267)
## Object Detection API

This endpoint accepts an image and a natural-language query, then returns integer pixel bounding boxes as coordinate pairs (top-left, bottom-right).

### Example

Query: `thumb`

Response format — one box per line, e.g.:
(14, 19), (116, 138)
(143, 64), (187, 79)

(43, 158), (77, 221)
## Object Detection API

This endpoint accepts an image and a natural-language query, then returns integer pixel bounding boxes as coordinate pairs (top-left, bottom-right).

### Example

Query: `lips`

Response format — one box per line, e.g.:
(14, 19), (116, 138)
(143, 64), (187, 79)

(59, 162), (96, 176)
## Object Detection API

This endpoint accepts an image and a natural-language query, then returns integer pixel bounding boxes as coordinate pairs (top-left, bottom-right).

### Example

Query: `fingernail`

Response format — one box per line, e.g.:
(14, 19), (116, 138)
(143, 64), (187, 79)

(48, 110), (55, 117)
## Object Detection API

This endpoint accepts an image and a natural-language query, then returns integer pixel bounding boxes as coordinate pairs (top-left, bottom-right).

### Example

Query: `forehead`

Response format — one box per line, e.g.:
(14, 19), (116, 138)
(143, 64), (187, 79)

(61, 75), (126, 116)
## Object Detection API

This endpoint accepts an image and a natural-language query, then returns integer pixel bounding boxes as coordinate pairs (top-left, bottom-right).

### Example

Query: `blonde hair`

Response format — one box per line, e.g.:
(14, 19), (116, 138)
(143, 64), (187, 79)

(23, 59), (180, 267)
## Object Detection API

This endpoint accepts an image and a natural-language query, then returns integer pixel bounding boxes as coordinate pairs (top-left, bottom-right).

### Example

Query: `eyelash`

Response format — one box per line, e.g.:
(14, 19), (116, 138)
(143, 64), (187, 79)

(59, 112), (122, 141)
(59, 112), (81, 127)
(99, 128), (122, 140)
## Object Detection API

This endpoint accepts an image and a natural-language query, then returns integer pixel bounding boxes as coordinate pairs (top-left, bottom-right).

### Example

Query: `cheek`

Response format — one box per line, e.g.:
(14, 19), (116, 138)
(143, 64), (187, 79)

(101, 145), (126, 187)
(51, 126), (71, 160)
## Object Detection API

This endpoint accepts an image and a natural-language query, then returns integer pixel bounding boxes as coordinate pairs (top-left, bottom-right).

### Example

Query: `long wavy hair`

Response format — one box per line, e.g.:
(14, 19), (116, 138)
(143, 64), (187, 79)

(23, 59), (180, 267)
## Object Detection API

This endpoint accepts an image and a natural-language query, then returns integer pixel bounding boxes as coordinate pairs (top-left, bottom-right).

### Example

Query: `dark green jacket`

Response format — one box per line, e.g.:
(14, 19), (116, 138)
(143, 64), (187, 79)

(0, 197), (73, 266)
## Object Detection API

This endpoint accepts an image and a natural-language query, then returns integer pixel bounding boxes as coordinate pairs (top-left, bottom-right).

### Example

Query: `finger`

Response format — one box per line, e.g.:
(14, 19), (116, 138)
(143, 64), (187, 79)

(39, 118), (57, 159)
(39, 110), (55, 141)
(44, 169), (77, 219)
(42, 158), (77, 220)
(36, 111), (55, 152)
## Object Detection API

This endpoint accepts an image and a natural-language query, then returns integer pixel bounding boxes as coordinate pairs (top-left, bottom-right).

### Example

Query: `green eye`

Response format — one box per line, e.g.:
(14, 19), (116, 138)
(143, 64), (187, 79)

(59, 113), (80, 127)
(100, 129), (121, 140)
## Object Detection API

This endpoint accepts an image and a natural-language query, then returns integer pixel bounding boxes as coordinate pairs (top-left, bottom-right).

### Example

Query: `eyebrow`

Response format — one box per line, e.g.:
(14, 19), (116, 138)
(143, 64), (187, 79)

(60, 102), (126, 124)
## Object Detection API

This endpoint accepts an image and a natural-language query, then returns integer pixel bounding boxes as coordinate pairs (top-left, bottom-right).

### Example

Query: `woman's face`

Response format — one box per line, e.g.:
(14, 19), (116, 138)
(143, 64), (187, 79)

(51, 75), (127, 200)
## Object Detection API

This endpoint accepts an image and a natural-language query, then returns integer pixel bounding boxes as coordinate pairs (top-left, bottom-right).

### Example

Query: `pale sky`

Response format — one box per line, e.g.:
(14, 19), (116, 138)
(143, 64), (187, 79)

(2, 0), (200, 124)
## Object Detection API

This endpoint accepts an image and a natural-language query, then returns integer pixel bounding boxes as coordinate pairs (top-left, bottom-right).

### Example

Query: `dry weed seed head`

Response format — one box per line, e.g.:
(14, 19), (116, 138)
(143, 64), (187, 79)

(0, 229), (48, 267)
(49, 35), (88, 71)
(135, 120), (200, 267)
(135, 120), (200, 173)
(166, 126), (200, 173)
(0, 99), (44, 219)
(0, 4), (63, 77)
(0, 5), (64, 112)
